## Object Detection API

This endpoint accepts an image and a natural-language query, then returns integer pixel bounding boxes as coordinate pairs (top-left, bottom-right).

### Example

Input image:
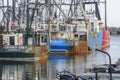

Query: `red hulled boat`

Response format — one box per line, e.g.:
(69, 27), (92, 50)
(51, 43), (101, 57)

(102, 27), (110, 48)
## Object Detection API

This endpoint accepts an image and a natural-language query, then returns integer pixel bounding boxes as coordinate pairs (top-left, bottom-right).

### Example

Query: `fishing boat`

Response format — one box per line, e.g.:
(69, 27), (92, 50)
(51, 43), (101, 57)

(49, 20), (74, 52)
(49, 0), (109, 53)
(0, 0), (48, 60)
(0, 32), (47, 59)
(82, 1), (104, 51)
(101, 0), (110, 48)
(102, 27), (110, 48)
(48, 0), (89, 53)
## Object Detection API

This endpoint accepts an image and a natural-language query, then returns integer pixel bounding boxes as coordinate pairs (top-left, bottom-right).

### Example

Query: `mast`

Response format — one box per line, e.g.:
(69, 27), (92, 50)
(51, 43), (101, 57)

(25, 0), (29, 45)
(105, 0), (107, 27)
(0, 1), (2, 46)
(12, 0), (15, 22)
(29, 0), (38, 28)
(47, 0), (50, 53)
(6, 0), (9, 33)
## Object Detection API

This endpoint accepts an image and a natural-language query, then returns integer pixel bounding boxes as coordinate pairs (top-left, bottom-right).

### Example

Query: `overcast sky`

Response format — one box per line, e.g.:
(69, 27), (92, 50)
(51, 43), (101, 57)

(107, 0), (120, 27)
(97, 0), (120, 27)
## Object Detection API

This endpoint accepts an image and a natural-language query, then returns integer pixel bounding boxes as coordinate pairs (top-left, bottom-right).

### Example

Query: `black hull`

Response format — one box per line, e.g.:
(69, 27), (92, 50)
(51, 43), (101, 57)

(0, 60), (34, 65)
(0, 52), (34, 58)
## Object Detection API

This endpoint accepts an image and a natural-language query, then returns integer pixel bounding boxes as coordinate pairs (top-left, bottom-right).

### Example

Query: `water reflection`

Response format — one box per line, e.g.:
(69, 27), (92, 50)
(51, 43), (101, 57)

(0, 36), (119, 80)
(106, 36), (120, 63)
(0, 61), (33, 80)
(86, 52), (108, 67)
(0, 60), (47, 80)
(0, 53), (117, 80)
(47, 53), (87, 80)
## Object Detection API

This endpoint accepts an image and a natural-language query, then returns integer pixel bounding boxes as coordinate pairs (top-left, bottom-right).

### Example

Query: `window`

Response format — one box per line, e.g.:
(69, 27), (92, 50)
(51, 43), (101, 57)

(91, 22), (94, 32)
(10, 36), (14, 45)
(41, 36), (47, 43)
(79, 35), (86, 41)
(74, 34), (78, 38)
(59, 25), (65, 31)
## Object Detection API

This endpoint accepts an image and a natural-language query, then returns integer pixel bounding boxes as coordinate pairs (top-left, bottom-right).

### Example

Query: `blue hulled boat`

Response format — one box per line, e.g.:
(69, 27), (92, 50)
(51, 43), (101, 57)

(49, 0), (108, 53)
(49, 23), (75, 52)
(50, 39), (73, 51)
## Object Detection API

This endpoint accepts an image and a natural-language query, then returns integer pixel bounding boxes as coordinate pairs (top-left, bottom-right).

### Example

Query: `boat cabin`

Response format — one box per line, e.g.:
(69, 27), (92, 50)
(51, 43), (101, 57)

(3, 33), (23, 45)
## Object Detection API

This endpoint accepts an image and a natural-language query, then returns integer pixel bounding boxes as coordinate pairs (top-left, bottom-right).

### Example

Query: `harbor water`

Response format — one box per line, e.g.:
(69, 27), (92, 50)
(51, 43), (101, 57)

(0, 35), (120, 80)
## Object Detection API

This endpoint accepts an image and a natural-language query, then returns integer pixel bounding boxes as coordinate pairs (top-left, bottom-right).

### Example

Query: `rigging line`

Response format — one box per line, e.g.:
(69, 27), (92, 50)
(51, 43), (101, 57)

(17, 4), (24, 27)
(22, 0), (26, 23)
(29, 0), (38, 28)
(58, 0), (62, 18)
(68, 0), (74, 17)
(53, 0), (68, 20)
(0, 0), (8, 23)
(78, 0), (88, 20)
(0, 10), (7, 23)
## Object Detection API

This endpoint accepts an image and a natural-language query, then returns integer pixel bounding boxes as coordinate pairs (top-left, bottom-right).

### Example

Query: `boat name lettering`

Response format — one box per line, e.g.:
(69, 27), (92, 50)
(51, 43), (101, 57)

(53, 40), (64, 44)
(4, 46), (27, 49)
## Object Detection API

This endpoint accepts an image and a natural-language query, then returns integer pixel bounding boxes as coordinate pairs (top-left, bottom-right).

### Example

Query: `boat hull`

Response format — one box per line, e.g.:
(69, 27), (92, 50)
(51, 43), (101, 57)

(0, 45), (47, 61)
(0, 52), (34, 58)
(50, 39), (73, 51)
(102, 28), (110, 48)
(88, 31), (103, 51)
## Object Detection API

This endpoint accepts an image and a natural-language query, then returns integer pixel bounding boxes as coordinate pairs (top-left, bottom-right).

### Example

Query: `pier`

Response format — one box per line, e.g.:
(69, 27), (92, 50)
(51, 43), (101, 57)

(109, 27), (120, 35)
